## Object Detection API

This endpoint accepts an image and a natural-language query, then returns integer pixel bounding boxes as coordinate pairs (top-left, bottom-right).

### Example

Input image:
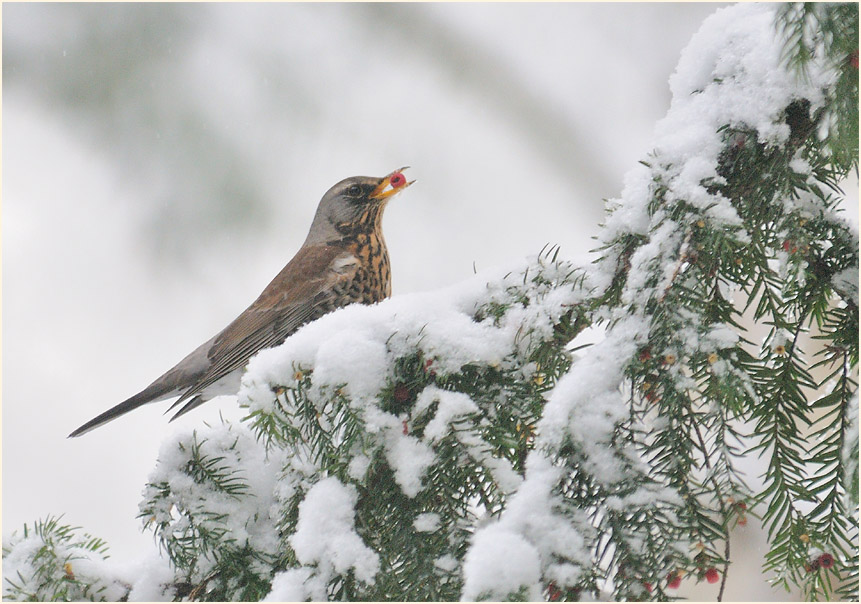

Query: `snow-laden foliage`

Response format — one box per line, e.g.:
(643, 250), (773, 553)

(2, 517), (127, 601)
(3, 3), (857, 601)
(146, 251), (597, 601)
(485, 3), (857, 600)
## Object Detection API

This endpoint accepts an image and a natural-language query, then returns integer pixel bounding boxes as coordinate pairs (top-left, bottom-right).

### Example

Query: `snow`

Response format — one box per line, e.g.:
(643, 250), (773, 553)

(413, 512), (442, 533)
(843, 391), (859, 510)
(668, 4), (830, 145)
(289, 477), (380, 584)
(435, 554), (459, 573)
(384, 431), (435, 498)
(123, 553), (177, 601)
(507, 456), (591, 572)
(312, 329), (389, 400)
(461, 524), (542, 601)
(598, 3), (837, 260)
(263, 568), (314, 602)
(347, 453), (372, 480)
(537, 313), (644, 455)
(704, 323), (740, 350)
(415, 386), (479, 443)
(833, 266), (859, 306)
(622, 219), (683, 303)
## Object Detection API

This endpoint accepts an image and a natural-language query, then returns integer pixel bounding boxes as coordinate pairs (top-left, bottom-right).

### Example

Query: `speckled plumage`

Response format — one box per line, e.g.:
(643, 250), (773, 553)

(69, 169), (411, 437)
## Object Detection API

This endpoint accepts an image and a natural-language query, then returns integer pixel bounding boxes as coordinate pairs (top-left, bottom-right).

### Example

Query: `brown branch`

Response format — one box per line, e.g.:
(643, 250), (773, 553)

(186, 570), (220, 601)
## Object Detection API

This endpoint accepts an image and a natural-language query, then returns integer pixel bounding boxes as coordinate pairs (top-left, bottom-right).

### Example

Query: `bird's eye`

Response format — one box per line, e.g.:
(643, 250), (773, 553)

(347, 185), (363, 197)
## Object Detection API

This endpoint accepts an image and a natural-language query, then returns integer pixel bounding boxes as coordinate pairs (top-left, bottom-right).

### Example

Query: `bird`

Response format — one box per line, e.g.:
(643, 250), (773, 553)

(69, 168), (413, 437)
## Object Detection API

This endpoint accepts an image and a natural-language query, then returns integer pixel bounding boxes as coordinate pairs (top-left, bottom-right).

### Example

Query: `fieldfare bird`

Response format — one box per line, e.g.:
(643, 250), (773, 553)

(69, 168), (413, 437)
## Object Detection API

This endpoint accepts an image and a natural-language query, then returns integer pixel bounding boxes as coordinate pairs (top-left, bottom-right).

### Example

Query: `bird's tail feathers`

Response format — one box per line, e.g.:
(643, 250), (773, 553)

(166, 394), (207, 422)
(68, 383), (177, 437)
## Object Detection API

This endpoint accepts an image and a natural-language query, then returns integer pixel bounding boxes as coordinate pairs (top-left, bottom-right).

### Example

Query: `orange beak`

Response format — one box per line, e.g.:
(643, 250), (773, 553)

(369, 166), (415, 200)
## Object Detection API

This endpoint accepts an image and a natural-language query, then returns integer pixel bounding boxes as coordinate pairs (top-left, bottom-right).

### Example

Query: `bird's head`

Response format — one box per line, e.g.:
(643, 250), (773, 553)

(305, 167), (413, 244)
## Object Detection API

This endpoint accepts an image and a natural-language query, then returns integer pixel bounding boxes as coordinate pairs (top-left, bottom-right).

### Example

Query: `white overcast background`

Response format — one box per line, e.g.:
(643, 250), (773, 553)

(6, 3), (853, 600)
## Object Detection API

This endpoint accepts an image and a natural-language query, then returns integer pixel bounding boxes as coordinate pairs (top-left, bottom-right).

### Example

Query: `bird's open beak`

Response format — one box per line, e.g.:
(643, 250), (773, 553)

(369, 166), (415, 200)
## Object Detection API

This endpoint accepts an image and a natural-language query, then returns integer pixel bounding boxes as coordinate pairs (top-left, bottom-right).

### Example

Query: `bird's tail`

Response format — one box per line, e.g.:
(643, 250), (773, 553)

(68, 383), (176, 437)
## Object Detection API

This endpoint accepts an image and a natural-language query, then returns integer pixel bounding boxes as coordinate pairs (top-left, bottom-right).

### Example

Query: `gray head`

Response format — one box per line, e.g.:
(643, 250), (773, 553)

(304, 167), (413, 245)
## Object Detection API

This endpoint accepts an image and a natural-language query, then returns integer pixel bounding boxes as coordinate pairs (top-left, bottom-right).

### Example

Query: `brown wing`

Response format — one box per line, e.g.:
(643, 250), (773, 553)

(167, 243), (352, 414)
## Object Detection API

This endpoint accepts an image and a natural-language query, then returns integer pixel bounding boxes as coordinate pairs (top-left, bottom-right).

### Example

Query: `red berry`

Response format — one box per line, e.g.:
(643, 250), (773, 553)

(818, 553), (834, 569)
(851, 50), (858, 69)
(781, 240), (799, 253)
(402, 419), (409, 435)
(666, 572), (682, 589)
(390, 172), (407, 188)
(393, 383), (411, 403)
(705, 568), (720, 584)
(639, 349), (652, 362)
(547, 582), (562, 601)
(737, 501), (746, 510)
(643, 581), (652, 593)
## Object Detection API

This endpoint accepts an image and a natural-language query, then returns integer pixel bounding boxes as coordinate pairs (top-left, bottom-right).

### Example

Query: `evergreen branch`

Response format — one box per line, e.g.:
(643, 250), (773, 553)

(691, 419), (731, 602)
(2, 516), (128, 601)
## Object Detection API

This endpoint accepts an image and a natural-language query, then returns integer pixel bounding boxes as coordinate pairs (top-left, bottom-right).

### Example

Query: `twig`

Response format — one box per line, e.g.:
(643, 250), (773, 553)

(187, 570), (219, 601)
(659, 228), (694, 303)
(691, 419), (731, 602)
